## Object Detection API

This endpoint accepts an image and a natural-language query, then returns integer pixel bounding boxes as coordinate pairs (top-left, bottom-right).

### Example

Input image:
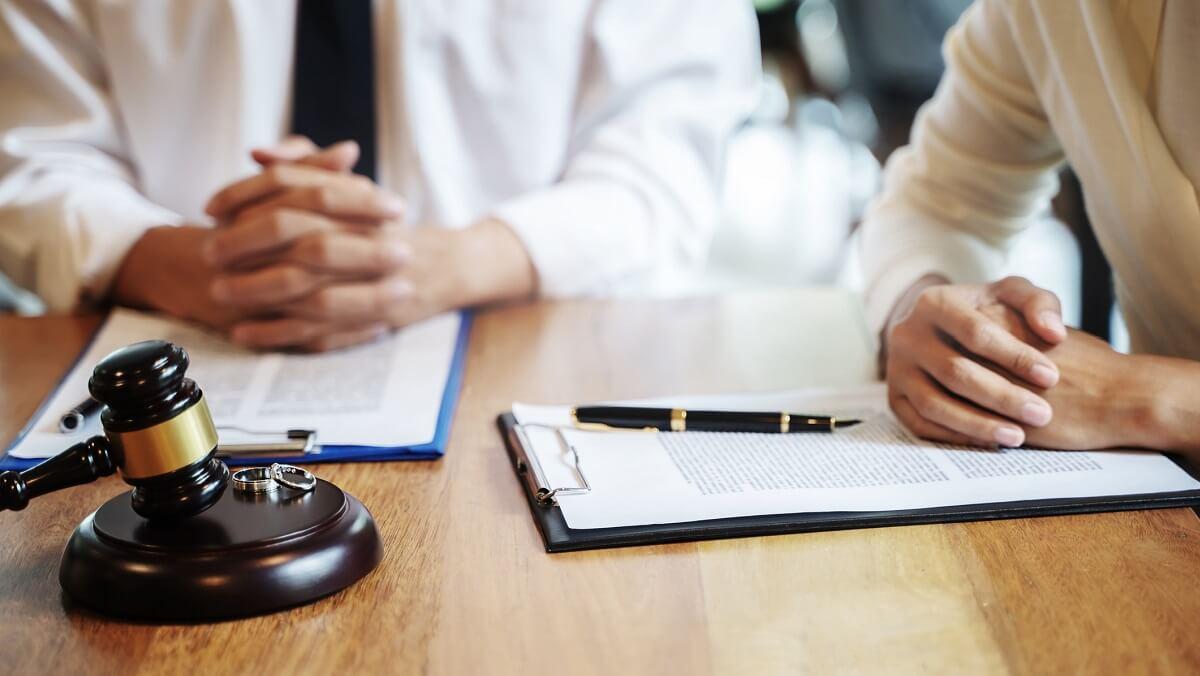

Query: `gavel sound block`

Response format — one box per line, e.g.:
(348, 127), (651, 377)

(0, 341), (383, 620)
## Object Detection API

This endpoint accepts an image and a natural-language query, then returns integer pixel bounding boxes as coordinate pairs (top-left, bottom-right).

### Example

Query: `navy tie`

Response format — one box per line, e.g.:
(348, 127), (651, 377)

(290, 0), (378, 180)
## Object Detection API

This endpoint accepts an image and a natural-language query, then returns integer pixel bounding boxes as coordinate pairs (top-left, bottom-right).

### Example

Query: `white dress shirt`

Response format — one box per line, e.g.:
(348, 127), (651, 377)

(859, 0), (1200, 360)
(0, 0), (760, 311)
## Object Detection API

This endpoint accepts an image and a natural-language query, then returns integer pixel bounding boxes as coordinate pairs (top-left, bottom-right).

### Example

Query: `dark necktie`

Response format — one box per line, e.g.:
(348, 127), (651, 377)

(290, 0), (378, 180)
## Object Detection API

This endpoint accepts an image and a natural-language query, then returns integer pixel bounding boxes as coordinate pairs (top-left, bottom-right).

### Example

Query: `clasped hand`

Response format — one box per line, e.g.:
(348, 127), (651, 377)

(885, 275), (1151, 451)
(202, 138), (459, 351)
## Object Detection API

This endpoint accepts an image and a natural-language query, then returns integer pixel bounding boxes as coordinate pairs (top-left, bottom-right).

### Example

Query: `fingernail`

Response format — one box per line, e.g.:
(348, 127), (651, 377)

(1039, 310), (1066, 338)
(995, 426), (1024, 447)
(1020, 400), (1053, 427)
(1031, 363), (1059, 388)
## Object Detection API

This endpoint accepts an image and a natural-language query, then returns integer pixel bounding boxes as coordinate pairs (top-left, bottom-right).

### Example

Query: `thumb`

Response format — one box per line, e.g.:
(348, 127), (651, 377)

(990, 276), (1067, 344)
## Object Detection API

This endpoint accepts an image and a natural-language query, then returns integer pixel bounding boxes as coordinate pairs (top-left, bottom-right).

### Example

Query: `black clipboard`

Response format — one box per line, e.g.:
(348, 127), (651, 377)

(497, 413), (1200, 553)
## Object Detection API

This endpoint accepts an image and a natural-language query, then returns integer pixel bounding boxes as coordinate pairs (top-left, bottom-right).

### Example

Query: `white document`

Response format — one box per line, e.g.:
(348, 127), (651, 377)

(512, 385), (1200, 529)
(9, 308), (462, 458)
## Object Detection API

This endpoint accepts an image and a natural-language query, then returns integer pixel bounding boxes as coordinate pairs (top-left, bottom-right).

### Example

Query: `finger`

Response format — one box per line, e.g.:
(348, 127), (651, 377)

(210, 265), (329, 307)
(990, 276), (1067, 345)
(253, 140), (360, 173)
(205, 209), (339, 267)
(299, 323), (390, 352)
(916, 339), (1054, 427)
(283, 231), (412, 275)
(217, 176), (405, 224)
(282, 276), (414, 322)
(925, 293), (1059, 388)
(889, 391), (983, 447)
(229, 318), (387, 350)
(901, 367), (1027, 447)
(249, 136), (319, 165)
(205, 164), (403, 220)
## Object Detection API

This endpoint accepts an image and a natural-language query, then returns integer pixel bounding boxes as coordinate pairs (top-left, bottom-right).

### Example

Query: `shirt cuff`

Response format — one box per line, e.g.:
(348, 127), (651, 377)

(37, 183), (181, 311)
(490, 180), (652, 297)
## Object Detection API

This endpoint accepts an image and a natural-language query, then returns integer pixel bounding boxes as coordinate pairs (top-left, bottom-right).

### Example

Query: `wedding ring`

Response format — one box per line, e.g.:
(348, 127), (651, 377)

(231, 466), (278, 494)
(270, 463), (317, 493)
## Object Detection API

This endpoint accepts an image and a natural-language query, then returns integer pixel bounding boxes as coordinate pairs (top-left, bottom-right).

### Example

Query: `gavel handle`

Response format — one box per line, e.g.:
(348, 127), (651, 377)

(0, 436), (117, 512)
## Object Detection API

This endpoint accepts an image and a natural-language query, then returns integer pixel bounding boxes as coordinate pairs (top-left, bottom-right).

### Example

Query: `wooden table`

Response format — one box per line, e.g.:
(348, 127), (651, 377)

(2, 290), (1199, 675)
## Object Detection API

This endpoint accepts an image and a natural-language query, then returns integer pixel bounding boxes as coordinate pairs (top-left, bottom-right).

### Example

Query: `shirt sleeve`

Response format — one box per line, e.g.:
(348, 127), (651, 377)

(857, 0), (1067, 334)
(0, 1), (181, 312)
(491, 0), (761, 297)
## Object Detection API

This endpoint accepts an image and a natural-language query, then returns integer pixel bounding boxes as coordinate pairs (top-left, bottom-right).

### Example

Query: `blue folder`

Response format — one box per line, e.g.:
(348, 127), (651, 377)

(0, 313), (471, 472)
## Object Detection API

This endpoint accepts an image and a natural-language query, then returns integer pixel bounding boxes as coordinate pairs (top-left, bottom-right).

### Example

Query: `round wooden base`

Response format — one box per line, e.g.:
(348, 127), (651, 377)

(59, 478), (382, 621)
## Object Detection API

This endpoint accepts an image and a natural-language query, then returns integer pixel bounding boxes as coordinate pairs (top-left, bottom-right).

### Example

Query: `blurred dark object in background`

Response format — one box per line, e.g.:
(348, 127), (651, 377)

(1053, 171), (1113, 341)
(831, 0), (969, 160)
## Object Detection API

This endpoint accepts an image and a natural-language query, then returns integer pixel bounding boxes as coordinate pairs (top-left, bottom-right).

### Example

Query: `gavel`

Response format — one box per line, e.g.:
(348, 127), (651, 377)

(0, 340), (229, 520)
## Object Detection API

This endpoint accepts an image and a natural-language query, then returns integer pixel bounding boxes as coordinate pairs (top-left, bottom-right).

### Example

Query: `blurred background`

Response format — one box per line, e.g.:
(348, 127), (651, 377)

(0, 0), (1120, 346)
(691, 0), (1121, 347)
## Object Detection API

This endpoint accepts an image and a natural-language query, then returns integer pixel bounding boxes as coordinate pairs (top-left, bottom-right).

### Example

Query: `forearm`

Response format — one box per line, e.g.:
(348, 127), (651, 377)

(448, 218), (537, 308)
(1132, 355), (1200, 457)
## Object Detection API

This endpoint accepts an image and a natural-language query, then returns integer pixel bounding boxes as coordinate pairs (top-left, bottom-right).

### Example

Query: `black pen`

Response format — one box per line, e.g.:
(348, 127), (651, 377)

(570, 406), (861, 433)
(58, 396), (102, 433)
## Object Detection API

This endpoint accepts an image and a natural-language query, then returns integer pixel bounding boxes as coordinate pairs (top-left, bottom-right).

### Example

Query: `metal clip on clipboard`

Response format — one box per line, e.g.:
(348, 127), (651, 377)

(215, 427), (317, 458)
(511, 423), (591, 505)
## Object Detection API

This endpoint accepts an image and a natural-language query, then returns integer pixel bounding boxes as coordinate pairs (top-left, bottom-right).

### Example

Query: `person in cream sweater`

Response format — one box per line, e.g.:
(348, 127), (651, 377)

(860, 0), (1200, 457)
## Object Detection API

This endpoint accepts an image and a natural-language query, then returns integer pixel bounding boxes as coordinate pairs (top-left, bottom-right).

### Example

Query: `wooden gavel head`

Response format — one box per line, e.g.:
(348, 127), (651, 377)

(0, 340), (229, 520)
(89, 340), (229, 519)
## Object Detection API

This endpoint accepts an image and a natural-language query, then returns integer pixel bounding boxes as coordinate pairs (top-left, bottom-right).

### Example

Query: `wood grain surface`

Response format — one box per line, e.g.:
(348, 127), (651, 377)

(1, 291), (1197, 675)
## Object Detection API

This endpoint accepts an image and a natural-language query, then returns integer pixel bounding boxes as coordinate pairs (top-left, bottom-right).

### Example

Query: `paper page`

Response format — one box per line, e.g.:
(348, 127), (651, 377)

(8, 308), (461, 458)
(512, 385), (1200, 529)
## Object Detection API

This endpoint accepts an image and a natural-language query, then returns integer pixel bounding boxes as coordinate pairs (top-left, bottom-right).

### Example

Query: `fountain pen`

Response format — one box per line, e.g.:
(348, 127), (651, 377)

(570, 406), (861, 434)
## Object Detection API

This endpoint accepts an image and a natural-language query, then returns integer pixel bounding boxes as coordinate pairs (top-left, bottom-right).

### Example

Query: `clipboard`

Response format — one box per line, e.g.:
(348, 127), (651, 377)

(497, 413), (1200, 553)
(0, 313), (472, 472)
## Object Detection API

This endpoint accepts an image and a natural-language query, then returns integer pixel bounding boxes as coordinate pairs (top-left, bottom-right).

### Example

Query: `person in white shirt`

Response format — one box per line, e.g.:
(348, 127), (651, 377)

(0, 0), (759, 351)
(861, 0), (1200, 456)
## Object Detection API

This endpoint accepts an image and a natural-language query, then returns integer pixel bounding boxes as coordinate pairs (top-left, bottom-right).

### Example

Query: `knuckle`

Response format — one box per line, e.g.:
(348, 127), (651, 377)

(268, 209), (290, 238)
(965, 321), (994, 351)
(999, 390), (1028, 416)
(301, 185), (326, 210)
(944, 356), (976, 388)
(307, 234), (335, 264)
(281, 266), (311, 294)
(312, 288), (339, 313)
(908, 391), (941, 420)
(1009, 348), (1036, 374)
